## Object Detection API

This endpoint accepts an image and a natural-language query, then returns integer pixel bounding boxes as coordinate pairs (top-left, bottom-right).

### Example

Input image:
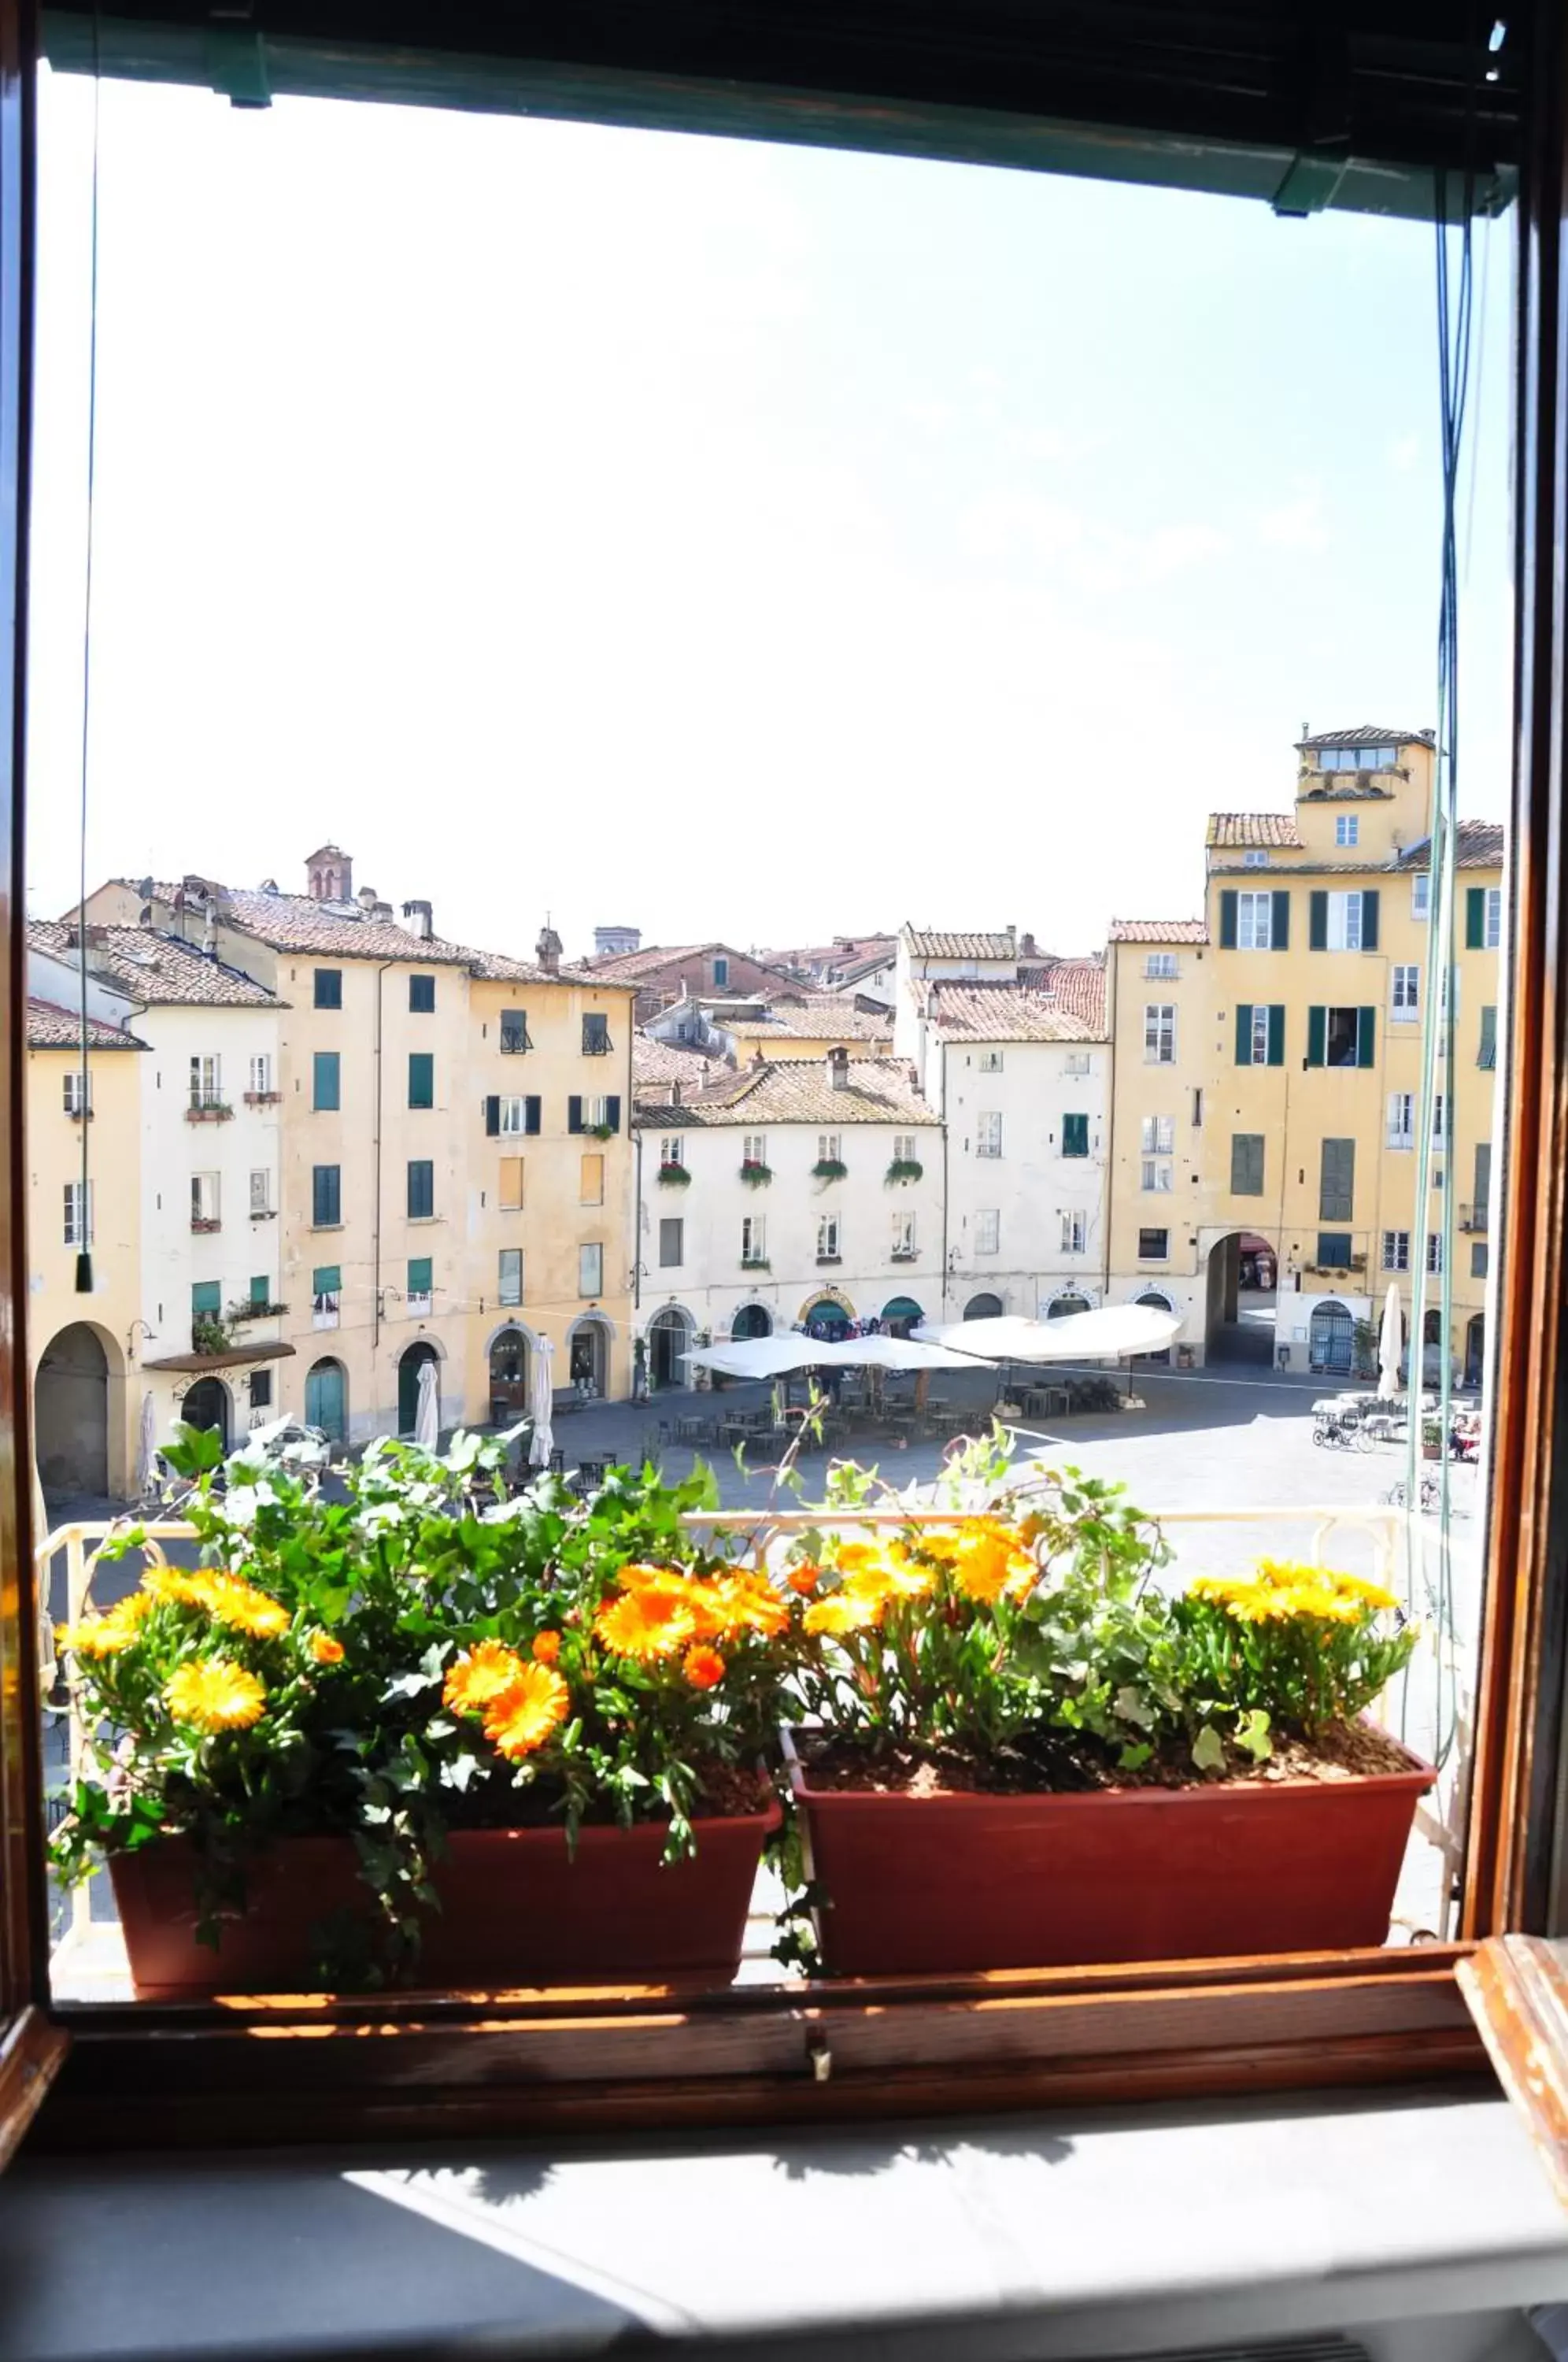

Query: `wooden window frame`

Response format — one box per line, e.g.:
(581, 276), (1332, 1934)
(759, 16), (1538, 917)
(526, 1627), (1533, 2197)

(0, 0), (1562, 2161)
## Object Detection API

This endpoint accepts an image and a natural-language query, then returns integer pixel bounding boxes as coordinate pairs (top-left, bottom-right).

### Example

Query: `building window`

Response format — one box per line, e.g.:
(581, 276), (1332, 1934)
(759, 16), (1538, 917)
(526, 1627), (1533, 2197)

(1335, 813), (1360, 847)
(1137, 1227), (1169, 1261)
(63, 1179), (93, 1247)
(742, 1133), (767, 1167)
(189, 1053), (222, 1110)
(1237, 890), (1273, 950)
(1326, 890), (1366, 950)
(1065, 1051), (1092, 1075)
(582, 1013), (612, 1057)
(977, 1049), (1004, 1072)
(1479, 1005), (1497, 1069)
(1141, 1157), (1173, 1192)
(500, 1009), (531, 1054)
(1062, 1112), (1089, 1157)
(1319, 742), (1398, 771)
(1387, 1091), (1415, 1148)
(1144, 951), (1178, 979)
(712, 957), (729, 987)
(891, 1210), (916, 1257)
(1242, 850), (1268, 868)
(312, 1051), (340, 1111)
(492, 1095), (526, 1135)
(191, 1172), (220, 1227)
(250, 1369), (272, 1410)
(498, 1157), (523, 1210)
(578, 1242), (604, 1297)
(312, 1264), (342, 1327)
(406, 1257), (433, 1315)
(1390, 964), (1420, 1021)
(311, 1164), (341, 1227)
(409, 975), (435, 1013)
(191, 1279), (221, 1321)
(62, 1069), (90, 1115)
(247, 1053), (272, 1095)
(407, 1161), (435, 1220)
(1060, 1210), (1086, 1255)
(1413, 872), (1432, 921)
(741, 1213), (767, 1265)
(408, 1052), (434, 1109)
(249, 1168), (271, 1215)
(818, 1131), (842, 1164)
(1382, 1231), (1411, 1272)
(657, 1136), (683, 1168)
(1192, 1087), (1204, 1127)
(313, 968), (342, 1010)
(498, 1248), (523, 1306)
(1319, 1138), (1355, 1222)
(1144, 1003), (1175, 1063)
(1141, 1115), (1174, 1193)
(1432, 1092), (1450, 1146)
(658, 1217), (683, 1269)
(1316, 1233), (1354, 1269)
(1427, 1233), (1445, 1275)
(250, 1276), (269, 1316)
(1485, 887), (1502, 949)
(817, 1214), (841, 1261)
(893, 1132), (916, 1164)
(975, 1112), (1003, 1158)
(585, 1094), (615, 1131)
(974, 1209), (1000, 1255)
(580, 1153), (605, 1205)
(1251, 1005), (1270, 1064)
(1230, 1133), (1265, 1195)
(1472, 1242), (1489, 1279)
(1307, 1005), (1374, 1068)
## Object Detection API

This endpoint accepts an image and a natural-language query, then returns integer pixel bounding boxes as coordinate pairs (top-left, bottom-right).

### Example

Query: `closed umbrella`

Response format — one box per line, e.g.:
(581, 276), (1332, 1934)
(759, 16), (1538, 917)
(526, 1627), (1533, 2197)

(527, 1335), (556, 1468)
(413, 1358), (440, 1449)
(135, 1389), (157, 1497)
(1378, 1284), (1403, 1401)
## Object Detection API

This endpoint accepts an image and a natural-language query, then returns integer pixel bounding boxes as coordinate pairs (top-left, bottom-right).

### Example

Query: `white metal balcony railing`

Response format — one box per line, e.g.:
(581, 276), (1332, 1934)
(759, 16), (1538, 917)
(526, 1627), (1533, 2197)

(39, 1495), (1470, 1989)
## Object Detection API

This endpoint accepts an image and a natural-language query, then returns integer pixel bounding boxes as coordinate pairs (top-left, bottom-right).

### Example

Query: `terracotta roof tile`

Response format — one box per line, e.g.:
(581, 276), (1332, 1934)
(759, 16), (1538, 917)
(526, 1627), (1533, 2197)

(28, 997), (147, 1050)
(633, 1035), (730, 1092)
(926, 969), (1106, 1043)
(903, 928), (1018, 960)
(720, 996), (893, 1043)
(637, 1057), (936, 1127)
(1108, 919), (1210, 945)
(29, 920), (280, 1007)
(1297, 724), (1433, 749)
(1205, 813), (1304, 848)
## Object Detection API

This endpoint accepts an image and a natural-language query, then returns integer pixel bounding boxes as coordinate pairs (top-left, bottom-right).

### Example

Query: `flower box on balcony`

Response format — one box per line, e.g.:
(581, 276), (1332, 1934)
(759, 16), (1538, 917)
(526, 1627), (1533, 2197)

(185, 1101), (235, 1124)
(889, 1248), (918, 1263)
(740, 1256), (771, 1272)
(243, 1090), (283, 1106)
(884, 1158), (923, 1186)
(811, 1158), (848, 1183)
(739, 1161), (772, 1187)
(815, 1254), (842, 1267)
(190, 1217), (221, 1235)
(656, 1162), (691, 1188)
(230, 1301), (288, 1324)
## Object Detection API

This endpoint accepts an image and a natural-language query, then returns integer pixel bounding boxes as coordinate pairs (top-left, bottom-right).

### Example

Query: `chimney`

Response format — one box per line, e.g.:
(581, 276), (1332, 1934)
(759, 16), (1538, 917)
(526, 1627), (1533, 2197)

(306, 845), (352, 904)
(536, 925), (563, 976)
(671, 1081), (682, 1106)
(202, 908), (216, 957)
(401, 898), (434, 942)
(1020, 931), (1038, 958)
(828, 1046), (850, 1090)
(372, 900), (394, 923)
(357, 886), (377, 913)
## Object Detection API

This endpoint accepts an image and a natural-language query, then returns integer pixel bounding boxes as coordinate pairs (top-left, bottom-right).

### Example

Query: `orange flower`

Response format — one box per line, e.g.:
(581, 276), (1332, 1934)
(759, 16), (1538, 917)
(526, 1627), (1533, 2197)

(804, 1590), (886, 1636)
(786, 1563), (819, 1596)
(531, 1630), (561, 1664)
(307, 1630), (345, 1665)
(444, 1638), (527, 1716)
(693, 1572), (789, 1642)
(482, 1661), (571, 1760)
(682, 1644), (726, 1689)
(594, 1579), (697, 1662)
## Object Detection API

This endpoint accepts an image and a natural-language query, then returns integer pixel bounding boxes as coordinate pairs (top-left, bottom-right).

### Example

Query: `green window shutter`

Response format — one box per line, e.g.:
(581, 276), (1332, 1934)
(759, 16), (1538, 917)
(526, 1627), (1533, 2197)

(1270, 890), (1289, 950)
(1267, 1005), (1285, 1066)
(1234, 1003), (1252, 1065)
(191, 1280), (221, 1316)
(1318, 1138), (1355, 1221)
(1230, 1133), (1264, 1194)
(407, 1160), (434, 1219)
(525, 1096), (542, 1135)
(408, 1052), (434, 1109)
(568, 1096), (583, 1134)
(312, 1264), (341, 1295)
(1219, 890), (1237, 950)
(1306, 1006), (1326, 1067)
(605, 1094), (622, 1133)
(312, 1164), (340, 1226)
(1316, 1233), (1353, 1268)
(249, 1274), (268, 1307)
(1062, 1112), (1088, 1156)
(1466, 886), (1485, 949)
(408, 1256), (433, 1294)
(1478, 1005), (1496, 1068)
(1357, 1007), (1377, 1068)
(1471, 1242), (1489, 1279)
(1309, 891), (1328, 950)
(1474, 1142), (1492, 1220)
(312, 1050), (340, 1110)
(1360, 889), (1379, 950)
(484, 1094), (500, 1135)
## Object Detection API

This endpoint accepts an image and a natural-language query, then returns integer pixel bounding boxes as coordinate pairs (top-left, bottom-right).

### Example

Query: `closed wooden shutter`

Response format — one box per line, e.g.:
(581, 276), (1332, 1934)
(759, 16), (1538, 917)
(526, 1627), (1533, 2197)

(1466, 885), (1486, 948)
(1234, 1003), (1252, 1064)
(484, 1094), (500, 1135)
(605, 1095), (621, 1133)
(1319, 1137), (1355, 1221)
(1230, 1133), (1264, 1194)
(1271, 889), (1290, 949)
(1479, 1005), (1497, 1068)
(1307, 1006), (1326, 1066)
(1310, 891), (1329, 950)
(1267, 1004), (1285, 1065)
(525, 1096), (542, 1135)
(1360, 888), (1380, 950)
(1357, 1006), (1377, 1067)
(568, 1095), (583, 1134)
(1474, 1142), (1492, 1220)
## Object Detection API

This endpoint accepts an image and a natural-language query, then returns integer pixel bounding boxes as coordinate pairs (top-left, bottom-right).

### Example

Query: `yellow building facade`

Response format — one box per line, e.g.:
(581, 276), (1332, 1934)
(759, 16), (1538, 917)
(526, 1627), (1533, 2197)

(1104, 922), (1211, 1349)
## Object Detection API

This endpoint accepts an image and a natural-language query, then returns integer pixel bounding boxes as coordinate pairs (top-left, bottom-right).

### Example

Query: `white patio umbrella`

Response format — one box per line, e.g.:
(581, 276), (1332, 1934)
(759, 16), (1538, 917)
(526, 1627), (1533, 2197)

(913, 1303), (1182, 1363)
(135, 1389), (157, 1496)
(1378, 1283), (1403, 1400)
(685, 1334), (980, 1381)
(527, 1335), (556, 1468)
(413, 1357), (440, 1449)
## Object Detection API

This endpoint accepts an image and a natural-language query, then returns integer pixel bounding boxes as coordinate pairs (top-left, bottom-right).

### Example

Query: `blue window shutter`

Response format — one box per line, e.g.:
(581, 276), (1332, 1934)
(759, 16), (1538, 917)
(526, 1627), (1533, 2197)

(525, 1096), (542, 1135)
(484, 1095), (500, 1135)
(1309, 891), (1328, 950)
(1466, 887), (1485, 949)
(1219, 890), (1237, 949)
(1062, 1112), (1088, 1156)
(312, 1051), (339, 1111)
(1307, 1006), (1326, 1067)
(191, 1280), (221, 1316)
(1357, 1007), (1376, 1068)
(408, 1052), (434, 1109)
(1270, 890), (1289, 949)
(1267, 1005), (1285, 1065)
(605, 1095), (621, 1133)
(568, 1096), (583, 1134)
(1234, 1004), (1252, 1065)
(1360, 889), (1379, 950)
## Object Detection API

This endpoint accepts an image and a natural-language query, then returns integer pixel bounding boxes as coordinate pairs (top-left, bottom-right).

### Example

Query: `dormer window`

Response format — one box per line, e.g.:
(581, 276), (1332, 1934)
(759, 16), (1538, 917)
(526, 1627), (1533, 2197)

(1243, 850), (1268, 868)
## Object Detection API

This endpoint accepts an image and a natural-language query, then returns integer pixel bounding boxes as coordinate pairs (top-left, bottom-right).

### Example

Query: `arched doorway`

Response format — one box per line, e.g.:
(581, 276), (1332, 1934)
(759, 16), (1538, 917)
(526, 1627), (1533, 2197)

(647, 1305), (692, 1389)
(1046, 1292), (1090, 1320)
(1204, 1231), (1277, 1365)
(181, 1375), (231, 1451)
(1133, 1290), (1174, 1367)
(398, 1341), (440, 1436)
(1309, 1298), (1355, 1375)
(305, 1357), (347, 1444)
(35, 1323), (109, 1496)
(731, 1304), (772, 1341)
(569, 1316), (609, 1398)
(881, 1296), (924, 1338)
(964, 1293), (1004, 1321)
(803, 1297), (852, 1342)
(1465, 1313), (1485, 1389)
(488, 1327), (529, 1423)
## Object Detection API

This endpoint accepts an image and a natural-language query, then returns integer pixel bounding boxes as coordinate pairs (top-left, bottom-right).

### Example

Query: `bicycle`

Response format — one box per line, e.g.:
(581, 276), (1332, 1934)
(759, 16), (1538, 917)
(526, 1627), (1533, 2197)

(1382, 1473), (1440, 1512)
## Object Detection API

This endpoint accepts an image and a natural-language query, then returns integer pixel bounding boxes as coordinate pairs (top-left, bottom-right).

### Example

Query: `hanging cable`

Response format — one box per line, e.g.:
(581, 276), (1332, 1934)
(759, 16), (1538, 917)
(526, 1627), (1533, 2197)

(74, 18), (103, 1292)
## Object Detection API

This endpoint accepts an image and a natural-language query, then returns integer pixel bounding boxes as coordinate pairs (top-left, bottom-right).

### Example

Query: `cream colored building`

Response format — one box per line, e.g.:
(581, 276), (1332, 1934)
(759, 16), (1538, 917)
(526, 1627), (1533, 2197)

(1104, 920), (1211, 1350)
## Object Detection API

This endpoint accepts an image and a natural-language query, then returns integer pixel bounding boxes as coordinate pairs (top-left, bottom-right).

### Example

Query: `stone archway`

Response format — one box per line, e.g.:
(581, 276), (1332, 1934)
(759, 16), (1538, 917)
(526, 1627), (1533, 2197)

(35, 1322), (115, 1497)
(569, 1316), (611, 1398)
(488, 1326), (530, 1423)
(647, 1305), (693, 1390)
(398, 1340), (440, 1437)
(1133, 1289), (1175, 1367)
(731, 1303), (772, 1341)
(963, 1293), (1004, 1321)
(1203, 1229), (1278, 1367)
(1466, 1312), (1485, 1389)
(180, 1375), (231, 1452)
(1309, 1298), (1355, 1375)
(1046, 1291), (1091, 1320)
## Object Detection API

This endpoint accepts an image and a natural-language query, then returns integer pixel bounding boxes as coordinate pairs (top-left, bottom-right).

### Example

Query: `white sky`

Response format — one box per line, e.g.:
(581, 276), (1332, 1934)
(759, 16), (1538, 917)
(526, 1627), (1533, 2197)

(27, 67), (1514, 966)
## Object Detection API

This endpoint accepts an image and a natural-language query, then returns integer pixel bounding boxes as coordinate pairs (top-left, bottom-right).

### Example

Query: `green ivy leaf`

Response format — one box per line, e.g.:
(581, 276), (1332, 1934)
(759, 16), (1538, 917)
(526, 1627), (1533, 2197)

(1191, 1724), (1226, 1775)
(1235, 1709), (1273, 1761)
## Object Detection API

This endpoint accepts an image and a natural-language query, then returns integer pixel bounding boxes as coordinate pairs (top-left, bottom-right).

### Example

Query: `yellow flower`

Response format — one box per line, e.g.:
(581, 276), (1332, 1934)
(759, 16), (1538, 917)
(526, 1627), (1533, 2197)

(202, 1574), (290, 1640)
(691, 1572), (790, 1642)
(307, 1631), (345, 1665)
(444, 1638), (527, 1716)
(165, 1659), (268, 1732)
(804, 1590), (886, 1636)
(58, 1592), (154, 1658)
(482, 1661), (571, 1760)
(142, 1566), (218, 1609)
(594, 1579), (697, 1662)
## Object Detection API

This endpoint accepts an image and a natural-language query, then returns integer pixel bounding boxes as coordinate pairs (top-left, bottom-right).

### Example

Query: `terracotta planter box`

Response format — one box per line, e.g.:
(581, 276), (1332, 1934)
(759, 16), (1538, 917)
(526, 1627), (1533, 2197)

(783, 1729), (1435, 1975)
(109, 1805), (778, 1998)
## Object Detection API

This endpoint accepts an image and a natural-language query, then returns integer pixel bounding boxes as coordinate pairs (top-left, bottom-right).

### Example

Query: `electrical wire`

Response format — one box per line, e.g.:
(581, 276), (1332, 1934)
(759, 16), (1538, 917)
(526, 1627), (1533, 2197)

(73, 18), (103, 1291)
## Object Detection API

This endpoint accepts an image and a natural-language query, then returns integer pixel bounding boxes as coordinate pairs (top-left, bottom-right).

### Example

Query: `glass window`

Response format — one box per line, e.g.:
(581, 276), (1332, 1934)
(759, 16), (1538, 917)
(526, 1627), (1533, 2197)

(313, 968), (342, 1009)
(189, 1053), (222, 1109)
(1137, 1227), (1169, 1261)
(190, 1172), (220, 1227)
(249, 1168), (270, 1214)
(500, 1009), (531, 1053)
(818, 1132), (842, 1163)
(1485, 886), (1503, 949)
(1382, 1231), (1411, 1272)
(742, 1134), (767, 1167)
(817, 1214), (841, 1259)
(1060, 1210), (1086, 1254)
(893, 1133), (916, 1163)
(1141, 1158), (1173, 1191)
(250, 1369), (272, 1410)
(1327, 891), (1363, 950)
(1237, 890), (1272, 949)
(1144, 1004), (1175, 1062)
(498, 1248), (523, 1305)
(659, 1218), (683, 1268)
(1387, 1091), (1415, 1147)
(741, 1214), (766, 1264)
(892, 1211), (915, 1255)
(406, 1256), (433, 1312)
(1472, 1242), (1490, 1279)
(247, 1053), (272, 1095)
(1392, 964), (1419, 1018)
(974, 1209), (1000, 1254)
(1427, 1233), (1445, 1274)
(1250, 1005), (1270, 1064)
(1242, 850), (1268, 868)
(312, 1164), (341, 1227)
(1412, 872), (1432, 920)
(408, 1052), (434, 1109)
(1335, 813), (1359, 846)
(407, 1160), (435, 1220)
(1140, 1116), (1174, 1154)
(312, 1265), (342, 1328)
(409, 974), (435, 1013)
(312, 1051), (340, 1111)
(63, 1179), (92, 1247)
(975, 1113), (1002, 1157)
(62, 1068), (90, 1115)
(578, 1242), (603, 1297)
(582, 1012), (612, 1056)
(1145, 951), (1178, 978)
(497, 1095), (527, 1135)
(977, 1050), (1004, 1072)
(660, 1135), (685, 1167)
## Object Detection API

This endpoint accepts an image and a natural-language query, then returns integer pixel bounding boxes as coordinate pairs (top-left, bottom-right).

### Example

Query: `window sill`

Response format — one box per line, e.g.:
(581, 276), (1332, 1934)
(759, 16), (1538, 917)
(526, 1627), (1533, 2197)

(309, 1224), (344, 1233)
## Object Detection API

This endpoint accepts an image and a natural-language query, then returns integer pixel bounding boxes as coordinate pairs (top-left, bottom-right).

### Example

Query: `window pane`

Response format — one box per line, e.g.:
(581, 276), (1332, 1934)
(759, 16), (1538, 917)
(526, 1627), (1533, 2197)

(407, 1160), (434, 1219)
(408, 1052), (434, 1109)
(313, 968), (342, 1009)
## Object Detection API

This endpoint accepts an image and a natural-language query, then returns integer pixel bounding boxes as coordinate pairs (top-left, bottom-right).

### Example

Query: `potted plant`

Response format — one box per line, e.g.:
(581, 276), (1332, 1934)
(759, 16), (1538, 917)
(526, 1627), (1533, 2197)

(738, 1160), (772, 1187)
(884, 1157), (923, 1185)
(1422, 1417), (1444, 1461)
(812, 1157), (848, 1183)
(52, 1431), (788, 1997)
(780, 1449), (1429, 1975)
(656, 1160), (692, 1187)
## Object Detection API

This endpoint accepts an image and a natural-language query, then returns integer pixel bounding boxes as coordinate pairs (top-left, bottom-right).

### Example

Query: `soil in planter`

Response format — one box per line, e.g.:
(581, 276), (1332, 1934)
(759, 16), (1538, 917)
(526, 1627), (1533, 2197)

(793, 1716), (1415, 1797)
(438, 1757), (775, 1831)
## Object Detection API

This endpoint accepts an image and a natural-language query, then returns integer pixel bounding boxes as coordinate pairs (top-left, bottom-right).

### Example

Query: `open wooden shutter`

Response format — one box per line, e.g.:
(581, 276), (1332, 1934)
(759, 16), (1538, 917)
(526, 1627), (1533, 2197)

(1271, 889), (1290, 949)
(1360, 889), (1380, 950)
(1306, 1006), (1326, 1066)
(568, 1096), (583, 1134)
(525, 1096), (542, 1135)
(484, 1094), (500, 1135)
(1233, 1003), (1252, 1064)
(1219, 890), (1237, 949)
(1466, 885), (1486, 948)
(1357, 1007), (1377, 1068)
(1309, 890), (1329, 950)
(1267, 1005), (1285, 1066)
(605, 1095), (621, 1133)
